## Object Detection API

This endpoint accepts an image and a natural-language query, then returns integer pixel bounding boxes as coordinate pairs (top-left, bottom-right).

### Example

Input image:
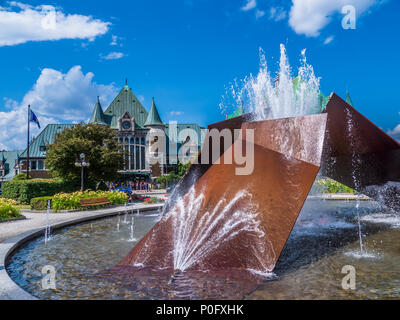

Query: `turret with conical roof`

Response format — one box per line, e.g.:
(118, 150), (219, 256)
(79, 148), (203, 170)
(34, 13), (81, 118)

(90, 96), (107, 125)
(346, 89), (354, 107)
(144, 97), (164, 127)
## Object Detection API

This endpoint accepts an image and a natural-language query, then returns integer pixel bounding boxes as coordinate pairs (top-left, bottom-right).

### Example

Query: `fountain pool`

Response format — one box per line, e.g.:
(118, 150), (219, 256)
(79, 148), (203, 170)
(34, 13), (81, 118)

(6, 200), (400, 300)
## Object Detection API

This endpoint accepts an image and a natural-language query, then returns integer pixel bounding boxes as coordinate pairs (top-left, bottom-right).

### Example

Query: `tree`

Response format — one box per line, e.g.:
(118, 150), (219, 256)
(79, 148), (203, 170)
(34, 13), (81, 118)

(155, 161), (191, 188)
(174, 161), (191, 179)
(46, 124), (123, 185)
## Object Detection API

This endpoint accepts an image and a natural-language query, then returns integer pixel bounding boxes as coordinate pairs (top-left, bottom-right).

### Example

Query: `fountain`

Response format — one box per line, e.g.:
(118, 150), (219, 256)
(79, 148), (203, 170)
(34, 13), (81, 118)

(6, 45), (399, 300)
(96, 45), (400, 299)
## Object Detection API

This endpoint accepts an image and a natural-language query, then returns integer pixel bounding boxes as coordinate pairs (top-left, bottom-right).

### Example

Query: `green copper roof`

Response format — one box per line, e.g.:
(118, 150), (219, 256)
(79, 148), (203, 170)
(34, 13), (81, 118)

(20, 124), (76, 158)
(346, 90), (354, 106)
(227, 104), (244, 120)
(144, 98), (164, 127)
(90, 97), (107, 125)
(103, 84), (148, 129)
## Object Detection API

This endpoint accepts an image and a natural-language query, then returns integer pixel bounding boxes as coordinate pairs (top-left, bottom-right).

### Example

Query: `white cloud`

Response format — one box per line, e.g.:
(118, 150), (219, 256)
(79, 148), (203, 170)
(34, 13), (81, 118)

(324, 35), (335, 44)
(0, 2), (109, 46)
(100, 52), (126, 60)
(289, 0), (380, 37)
(255, 10), (265, 19)
(388, 124), (400, 141)
(241, 0), (257, 12)
(0, 66), (118, 150)
(269, 7), (287, 22)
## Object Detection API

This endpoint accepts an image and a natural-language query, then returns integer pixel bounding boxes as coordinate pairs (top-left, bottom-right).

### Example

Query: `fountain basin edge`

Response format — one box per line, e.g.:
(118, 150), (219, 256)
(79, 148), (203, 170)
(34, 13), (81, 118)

(0, 204), (163, 300)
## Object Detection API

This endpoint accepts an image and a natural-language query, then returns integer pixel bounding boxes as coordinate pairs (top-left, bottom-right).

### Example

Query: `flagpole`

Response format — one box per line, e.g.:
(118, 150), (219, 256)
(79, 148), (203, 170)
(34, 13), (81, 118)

(27, 105), (30, 180)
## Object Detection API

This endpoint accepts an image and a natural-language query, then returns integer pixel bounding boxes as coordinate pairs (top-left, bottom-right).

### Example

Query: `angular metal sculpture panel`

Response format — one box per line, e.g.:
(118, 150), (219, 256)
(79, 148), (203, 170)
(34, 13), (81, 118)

(100, 93), (400, 299)
(100, 114), (328, 299)
(321, 93), (400, 209)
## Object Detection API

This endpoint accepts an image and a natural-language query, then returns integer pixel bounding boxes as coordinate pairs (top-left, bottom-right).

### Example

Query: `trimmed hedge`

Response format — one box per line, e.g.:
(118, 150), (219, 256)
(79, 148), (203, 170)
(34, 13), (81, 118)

(1, 179), (77, 204)
(30, 196), (53, 211)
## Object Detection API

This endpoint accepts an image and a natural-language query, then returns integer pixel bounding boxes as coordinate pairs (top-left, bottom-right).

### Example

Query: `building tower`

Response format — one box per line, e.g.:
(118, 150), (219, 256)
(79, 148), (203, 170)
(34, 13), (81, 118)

(346, 89), (354, 107)
(144, 97), (165, 178)
(90, 96), (107, 125)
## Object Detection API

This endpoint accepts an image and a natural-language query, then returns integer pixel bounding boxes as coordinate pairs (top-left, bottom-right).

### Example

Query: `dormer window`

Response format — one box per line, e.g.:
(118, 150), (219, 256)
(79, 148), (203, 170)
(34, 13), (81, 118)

(118, 111), (135, 132)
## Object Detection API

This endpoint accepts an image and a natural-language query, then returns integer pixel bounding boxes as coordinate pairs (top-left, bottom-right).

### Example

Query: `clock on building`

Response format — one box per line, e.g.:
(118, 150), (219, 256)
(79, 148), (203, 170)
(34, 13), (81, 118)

(122, 121), (132, 130)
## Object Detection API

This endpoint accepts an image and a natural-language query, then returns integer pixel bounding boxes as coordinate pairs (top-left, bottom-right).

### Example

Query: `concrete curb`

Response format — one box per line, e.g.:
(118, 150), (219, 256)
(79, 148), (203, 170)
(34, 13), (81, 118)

(0, 216), (27, 224)
(0, 203), (163, 301)
(308, 194), (372, 201)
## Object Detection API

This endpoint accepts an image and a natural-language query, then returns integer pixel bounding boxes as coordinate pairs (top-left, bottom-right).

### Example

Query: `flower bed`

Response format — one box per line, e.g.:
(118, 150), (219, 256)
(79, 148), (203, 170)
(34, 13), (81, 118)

(143, 197), (165, 204)
(30, 191), (127, 212)
(131, 194), (166, 204)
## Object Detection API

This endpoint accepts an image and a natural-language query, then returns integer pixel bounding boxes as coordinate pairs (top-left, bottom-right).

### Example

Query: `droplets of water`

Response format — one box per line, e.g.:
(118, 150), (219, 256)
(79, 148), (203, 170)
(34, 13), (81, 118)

(355, 202), (365, 254)
(44, 200), (52, 244)
(167, 186), (275, 273)
(128, 215), (136, 242)
(345, 107), (366, 256)
(116, 213), (121, 232)
(361, 213), (400, 229)
(343, 249), (381, 260)
(219, 44), (322, 121)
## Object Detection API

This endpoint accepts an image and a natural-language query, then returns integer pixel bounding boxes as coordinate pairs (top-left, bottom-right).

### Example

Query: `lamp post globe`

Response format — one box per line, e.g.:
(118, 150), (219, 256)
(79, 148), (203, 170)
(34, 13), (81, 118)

(75, 153), (89, 192)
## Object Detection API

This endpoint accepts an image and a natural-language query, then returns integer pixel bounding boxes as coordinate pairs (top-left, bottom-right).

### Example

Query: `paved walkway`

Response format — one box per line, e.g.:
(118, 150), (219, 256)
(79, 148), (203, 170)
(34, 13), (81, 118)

(0, 203), (163, 244)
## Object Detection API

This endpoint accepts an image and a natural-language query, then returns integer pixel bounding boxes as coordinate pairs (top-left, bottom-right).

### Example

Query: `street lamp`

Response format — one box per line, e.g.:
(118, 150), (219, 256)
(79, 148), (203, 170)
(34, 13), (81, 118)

(75, 153), (90, 192)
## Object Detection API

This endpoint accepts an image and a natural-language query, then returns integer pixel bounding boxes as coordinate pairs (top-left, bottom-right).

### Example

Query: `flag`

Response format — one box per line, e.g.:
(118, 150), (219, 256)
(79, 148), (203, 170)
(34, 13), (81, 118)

(29, 108), (41, 129)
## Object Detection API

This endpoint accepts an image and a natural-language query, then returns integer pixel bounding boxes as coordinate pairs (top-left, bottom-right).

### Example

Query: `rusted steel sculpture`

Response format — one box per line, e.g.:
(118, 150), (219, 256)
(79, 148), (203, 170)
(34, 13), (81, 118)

(321, 93), (400, 209)
(100, 93), (400, 299)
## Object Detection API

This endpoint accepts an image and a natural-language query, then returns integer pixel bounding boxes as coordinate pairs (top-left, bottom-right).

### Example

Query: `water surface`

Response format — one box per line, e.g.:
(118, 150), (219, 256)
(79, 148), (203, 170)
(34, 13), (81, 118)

(6, 200), (400, 300)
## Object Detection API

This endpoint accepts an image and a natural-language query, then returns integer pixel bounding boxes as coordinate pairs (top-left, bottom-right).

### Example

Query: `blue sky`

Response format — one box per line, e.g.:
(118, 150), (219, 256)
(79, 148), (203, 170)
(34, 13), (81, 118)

(0, 0), (399, 150)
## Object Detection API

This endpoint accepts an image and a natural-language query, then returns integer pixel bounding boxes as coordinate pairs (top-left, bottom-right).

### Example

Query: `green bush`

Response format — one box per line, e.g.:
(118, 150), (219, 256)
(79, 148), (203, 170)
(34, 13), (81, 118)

(0, 203), (22, 221)
(314, 178), (355, 194)
(30, 196), (53, 210)
(105, 192), (127, 205)
(1, 179), (77, 204)
(13, 173), (31, 181)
